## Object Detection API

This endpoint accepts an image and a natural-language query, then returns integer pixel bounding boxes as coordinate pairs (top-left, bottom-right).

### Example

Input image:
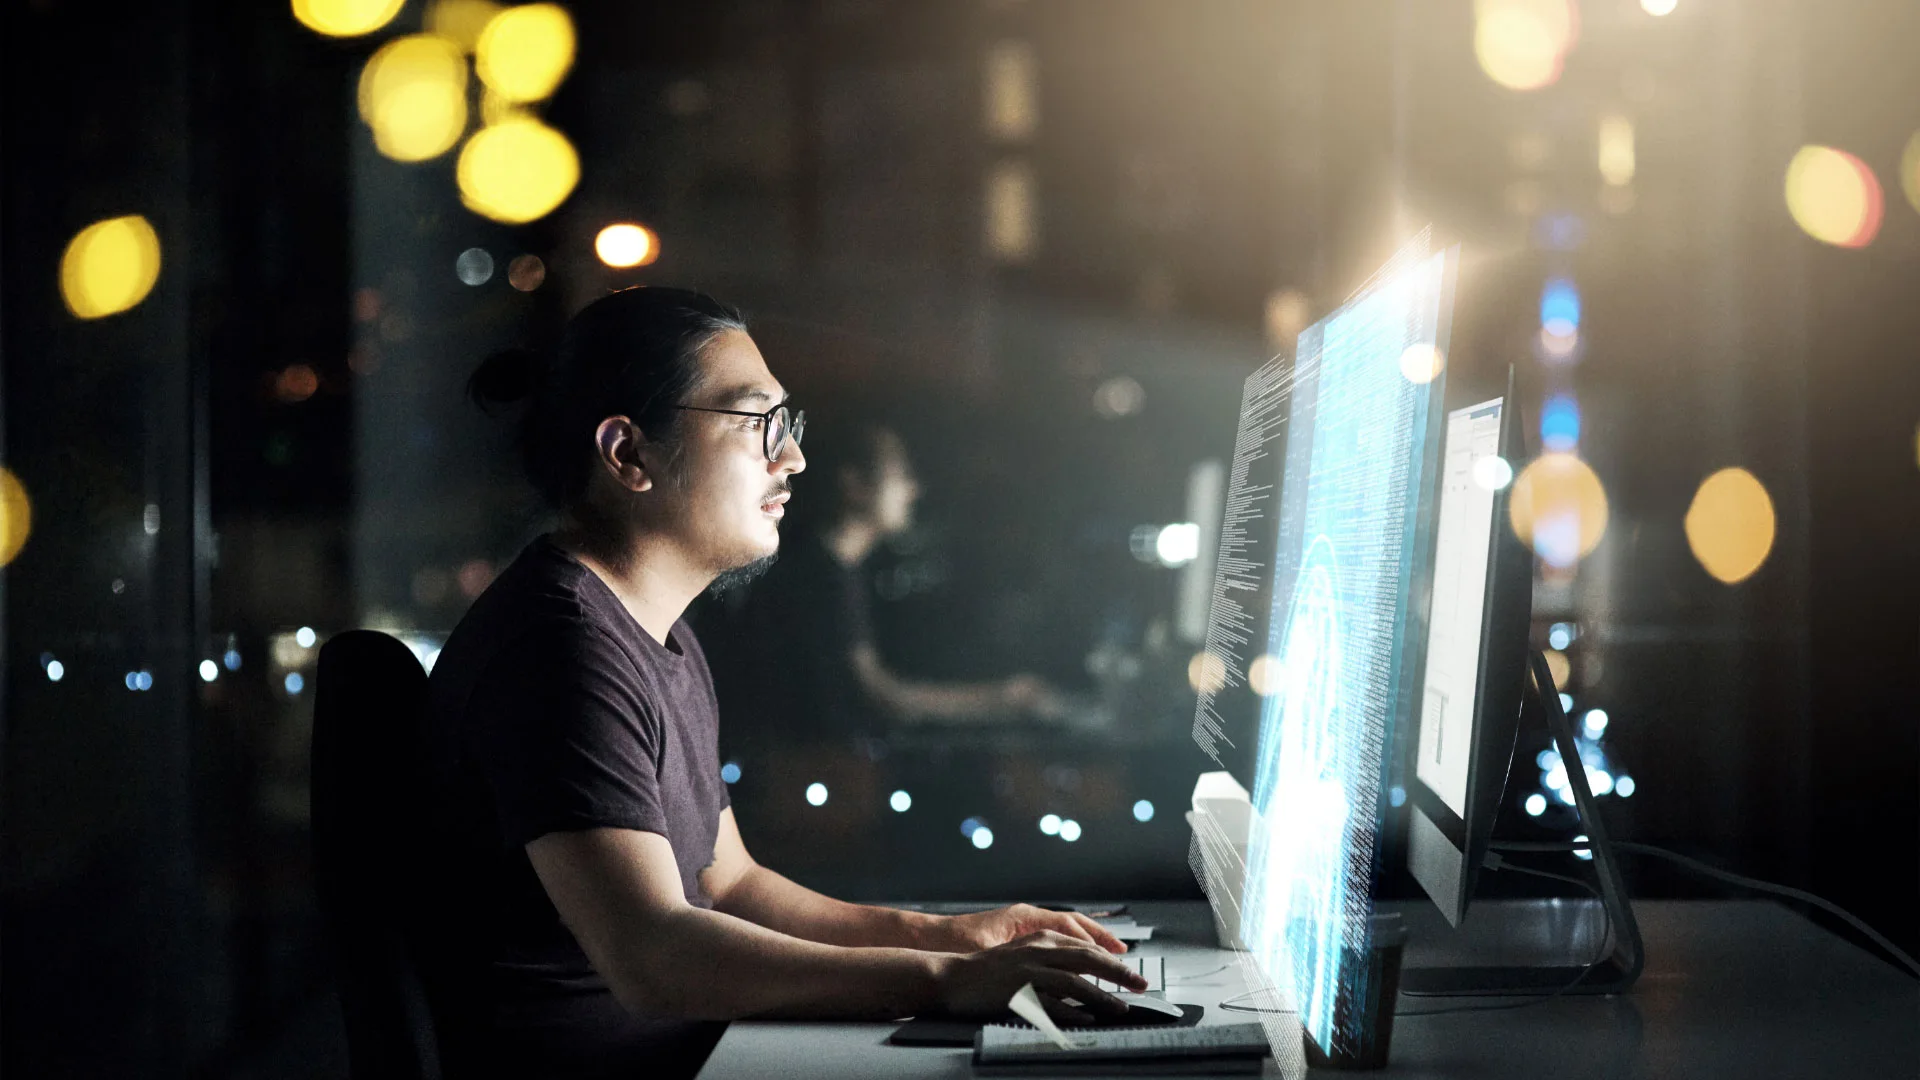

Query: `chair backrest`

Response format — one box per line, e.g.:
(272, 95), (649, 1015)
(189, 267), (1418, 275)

(311, 630), (441, 1079)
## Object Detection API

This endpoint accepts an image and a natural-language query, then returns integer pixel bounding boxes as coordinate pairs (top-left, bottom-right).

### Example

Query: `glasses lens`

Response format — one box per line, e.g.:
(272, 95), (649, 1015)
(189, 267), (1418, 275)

(790, 409), (805, 448)
(766, 405), (790, 461)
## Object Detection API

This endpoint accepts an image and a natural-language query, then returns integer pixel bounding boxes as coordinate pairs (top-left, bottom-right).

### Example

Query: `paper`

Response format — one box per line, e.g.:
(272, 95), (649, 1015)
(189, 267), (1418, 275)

(1006, 982), (1081, 1051)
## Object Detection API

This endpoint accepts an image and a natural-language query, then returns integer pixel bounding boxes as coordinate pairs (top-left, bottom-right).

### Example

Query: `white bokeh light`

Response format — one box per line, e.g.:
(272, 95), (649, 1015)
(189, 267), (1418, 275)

(805, 782), (828, 806)
(1058, 819), (1082, 843)
(889, 789), (912, 813)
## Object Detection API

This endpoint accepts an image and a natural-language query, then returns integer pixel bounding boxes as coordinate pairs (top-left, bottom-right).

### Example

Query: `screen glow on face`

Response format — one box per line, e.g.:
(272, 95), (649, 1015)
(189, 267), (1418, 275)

(1240, 247), (1449, 1055)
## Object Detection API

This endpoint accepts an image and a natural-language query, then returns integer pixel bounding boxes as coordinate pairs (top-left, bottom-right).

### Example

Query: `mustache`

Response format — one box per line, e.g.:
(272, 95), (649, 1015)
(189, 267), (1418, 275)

(762, 482), (791, 502)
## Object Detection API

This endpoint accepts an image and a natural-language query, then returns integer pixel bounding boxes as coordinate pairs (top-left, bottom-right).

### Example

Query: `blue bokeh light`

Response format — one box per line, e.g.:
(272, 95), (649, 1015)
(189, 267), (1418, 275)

(720, 761), (741, 784)
(1132, 799), (1155, 822)
(1541, 394), (1581, 451)
(284, 672), (304, 695)
(1540, 278), (1581, 334)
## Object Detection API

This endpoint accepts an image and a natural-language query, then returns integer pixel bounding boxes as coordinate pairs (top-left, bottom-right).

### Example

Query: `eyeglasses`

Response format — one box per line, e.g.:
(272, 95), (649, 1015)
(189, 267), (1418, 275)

(671, 401), (806, 462)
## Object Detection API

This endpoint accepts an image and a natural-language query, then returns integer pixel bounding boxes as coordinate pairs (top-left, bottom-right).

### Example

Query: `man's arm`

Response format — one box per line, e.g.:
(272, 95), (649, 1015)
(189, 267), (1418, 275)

(526, 826), (1144, 1023)
(850, 642), (1062, 724)
(702, 808), (1127, 954)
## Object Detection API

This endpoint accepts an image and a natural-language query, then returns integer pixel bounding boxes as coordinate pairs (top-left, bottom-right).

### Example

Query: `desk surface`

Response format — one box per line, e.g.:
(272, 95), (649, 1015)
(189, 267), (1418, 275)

(697, 899), (1919, 1079)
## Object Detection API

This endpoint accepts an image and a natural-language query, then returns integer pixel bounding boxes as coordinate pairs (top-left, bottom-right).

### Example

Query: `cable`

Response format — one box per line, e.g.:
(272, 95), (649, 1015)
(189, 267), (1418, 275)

(1168, 963), (1234, 985)
(1393, 851), (1614, 1017)
(1492, 840), (1920, 980)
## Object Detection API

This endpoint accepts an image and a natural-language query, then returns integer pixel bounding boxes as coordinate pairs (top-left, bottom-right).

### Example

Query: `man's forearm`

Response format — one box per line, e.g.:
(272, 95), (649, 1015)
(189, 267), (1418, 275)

(610, 903), (944, 1021)
(715, 863), (943, 949)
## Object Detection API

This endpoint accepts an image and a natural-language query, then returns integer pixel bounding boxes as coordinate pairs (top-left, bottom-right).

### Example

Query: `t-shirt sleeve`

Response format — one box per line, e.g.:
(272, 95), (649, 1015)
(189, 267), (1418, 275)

(465, 617), (670, 849)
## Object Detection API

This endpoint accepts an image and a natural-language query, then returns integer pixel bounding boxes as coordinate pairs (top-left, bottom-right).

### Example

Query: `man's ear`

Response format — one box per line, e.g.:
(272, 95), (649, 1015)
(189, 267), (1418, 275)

(594, 416), (655, 494)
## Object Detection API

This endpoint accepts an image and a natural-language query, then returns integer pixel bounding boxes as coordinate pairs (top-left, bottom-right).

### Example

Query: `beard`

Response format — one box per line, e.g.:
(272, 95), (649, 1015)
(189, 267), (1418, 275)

(707, 551), (778, 597)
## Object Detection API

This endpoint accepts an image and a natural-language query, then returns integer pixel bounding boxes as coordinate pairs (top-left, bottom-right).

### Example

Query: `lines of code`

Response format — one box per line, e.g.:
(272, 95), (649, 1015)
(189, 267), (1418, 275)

(1192, 233), (1451, 1063)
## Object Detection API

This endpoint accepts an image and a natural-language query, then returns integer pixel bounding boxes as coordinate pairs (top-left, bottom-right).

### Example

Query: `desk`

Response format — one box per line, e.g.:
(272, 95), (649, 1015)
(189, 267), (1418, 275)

(697, 899), (1919, 1079)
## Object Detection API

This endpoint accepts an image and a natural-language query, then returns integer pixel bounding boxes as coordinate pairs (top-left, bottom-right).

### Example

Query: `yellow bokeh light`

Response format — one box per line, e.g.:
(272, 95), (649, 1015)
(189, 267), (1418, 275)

(291, 0), (404, 37)
(1598, 115), (1635, 186)
(358, 35), (469, 163)
(1784, 145), (1883, 248)
(1509, 452), (1609, 567)
(595, 223), (658, 268)
(60, 215), (162, 320)
(0, 467), (31, 567)
(1641, 0), (1677, 14)
(985, 161), (1037, 262)
(1474, 0), (1575, 92)
(1542, 648), (1571, 690)
(426, 0), (503, 51)
(1187, 651), (1228, 696)
(1247, 654), (1282, 697)
(1399, 343), (1446, 384)
(457, 117), (580, 224)
(475, 2), (576, 103)
(1684, 467), (1776, 585)
(1900, 133), (1920, 218)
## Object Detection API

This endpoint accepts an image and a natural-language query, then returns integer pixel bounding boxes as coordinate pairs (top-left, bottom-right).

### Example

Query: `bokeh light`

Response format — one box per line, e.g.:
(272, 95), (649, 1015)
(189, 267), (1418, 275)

(1472, 455), (1514, 491)
(805, 782), (828, 806)
(972, 826), (996, 850)
(1543, 648), (1571, 689)
(1598, 115), (1635, 186)
(1247, 653), (1282, 697)
(200, 660), (220, 683)
(426, 0), (503, 50)
(1684, 467), (1776, 584)
(1474, 0), (1576, 92)
(1509, 452), (1609, 567)
(1399, 343), (1446, 384)
(1092, 376), (1146, 419)
(456, 247), (495, 285)
(60, 215), (162, 320)
(1187, 650), (1228, 695)
(475, 2), (576, 103)
(1900, 133), (1920, 218)
(1265, 288), (1312, 349)
(358, 34), (468, 163)
(457, 117), (580, 224)
(507, 254), (547, 291)
(1540, 393), (1580, 452)
(1641, 0), (1677, 14)
(1058, 819), (1082, 843)
(0, 467), (32, 567)
(275, 364), (320, 403)
(890, 790), (912, 813)
(720, 761), (741, 784)
(1039, 813), (1061, 835)
(1540, 278), (1580, 335)
(1524, 793), (1547, 816)
(595, 223), (659, 268)
(1784, 145), (1883, 248)
(291, 0), (404, 38)
(1132, 799), (1155, 823)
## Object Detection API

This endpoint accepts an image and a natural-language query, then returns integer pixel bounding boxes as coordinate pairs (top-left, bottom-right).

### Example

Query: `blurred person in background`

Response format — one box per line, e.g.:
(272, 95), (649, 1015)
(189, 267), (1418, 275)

(424, 287), (1143, 1079)
(713, 419), (1070, 756)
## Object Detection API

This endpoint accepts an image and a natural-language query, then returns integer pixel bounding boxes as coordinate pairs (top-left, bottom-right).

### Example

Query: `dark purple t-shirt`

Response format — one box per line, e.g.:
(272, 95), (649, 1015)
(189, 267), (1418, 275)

(427, 536), (730, 1078)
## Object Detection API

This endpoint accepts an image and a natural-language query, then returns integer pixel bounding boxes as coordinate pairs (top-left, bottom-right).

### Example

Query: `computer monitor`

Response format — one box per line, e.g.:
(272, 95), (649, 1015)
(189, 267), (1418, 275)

(1404, 386), (1532, 927)
(1398, 372), (1645, 995)
(1233, 237), (1457, 1056)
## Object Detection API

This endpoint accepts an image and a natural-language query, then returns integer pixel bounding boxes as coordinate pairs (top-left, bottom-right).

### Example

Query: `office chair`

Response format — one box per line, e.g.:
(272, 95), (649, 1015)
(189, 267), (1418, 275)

(312, 630), (443, 1079)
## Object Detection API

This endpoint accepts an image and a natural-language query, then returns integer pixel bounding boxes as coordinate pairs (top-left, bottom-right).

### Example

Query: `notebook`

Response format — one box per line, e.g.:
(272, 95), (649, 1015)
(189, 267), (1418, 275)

(971, 1021), (1271, 1075)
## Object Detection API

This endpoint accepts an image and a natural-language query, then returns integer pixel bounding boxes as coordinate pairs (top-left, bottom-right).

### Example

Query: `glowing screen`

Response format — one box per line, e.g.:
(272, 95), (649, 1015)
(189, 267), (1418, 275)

(1415, 399), (1503, 818)
(1235, 240), (1453, 1057)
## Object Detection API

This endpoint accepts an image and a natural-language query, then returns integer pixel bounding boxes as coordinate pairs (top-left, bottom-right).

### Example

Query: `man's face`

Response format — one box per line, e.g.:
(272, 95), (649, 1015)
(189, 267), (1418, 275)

(645, 329), (805, 575)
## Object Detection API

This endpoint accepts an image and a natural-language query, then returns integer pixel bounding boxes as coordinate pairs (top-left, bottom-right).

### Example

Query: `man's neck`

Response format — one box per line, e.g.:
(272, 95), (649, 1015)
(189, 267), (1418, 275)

(551, 523), (705, 646)
(824, 517), (879, 568)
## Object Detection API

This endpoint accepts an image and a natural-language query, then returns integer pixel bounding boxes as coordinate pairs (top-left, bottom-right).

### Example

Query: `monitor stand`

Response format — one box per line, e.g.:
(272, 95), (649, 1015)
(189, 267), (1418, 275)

(1399, 651), (1645, 996)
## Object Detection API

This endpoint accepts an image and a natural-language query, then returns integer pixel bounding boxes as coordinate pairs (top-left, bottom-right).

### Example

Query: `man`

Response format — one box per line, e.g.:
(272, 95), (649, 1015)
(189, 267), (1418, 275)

(428, 287), (1144, 1078)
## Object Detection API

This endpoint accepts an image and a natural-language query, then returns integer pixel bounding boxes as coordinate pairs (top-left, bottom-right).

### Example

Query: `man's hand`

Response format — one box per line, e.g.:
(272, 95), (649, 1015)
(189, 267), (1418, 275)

(921, 902), (1129, 955)
(933, 930), (1148, 1025)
